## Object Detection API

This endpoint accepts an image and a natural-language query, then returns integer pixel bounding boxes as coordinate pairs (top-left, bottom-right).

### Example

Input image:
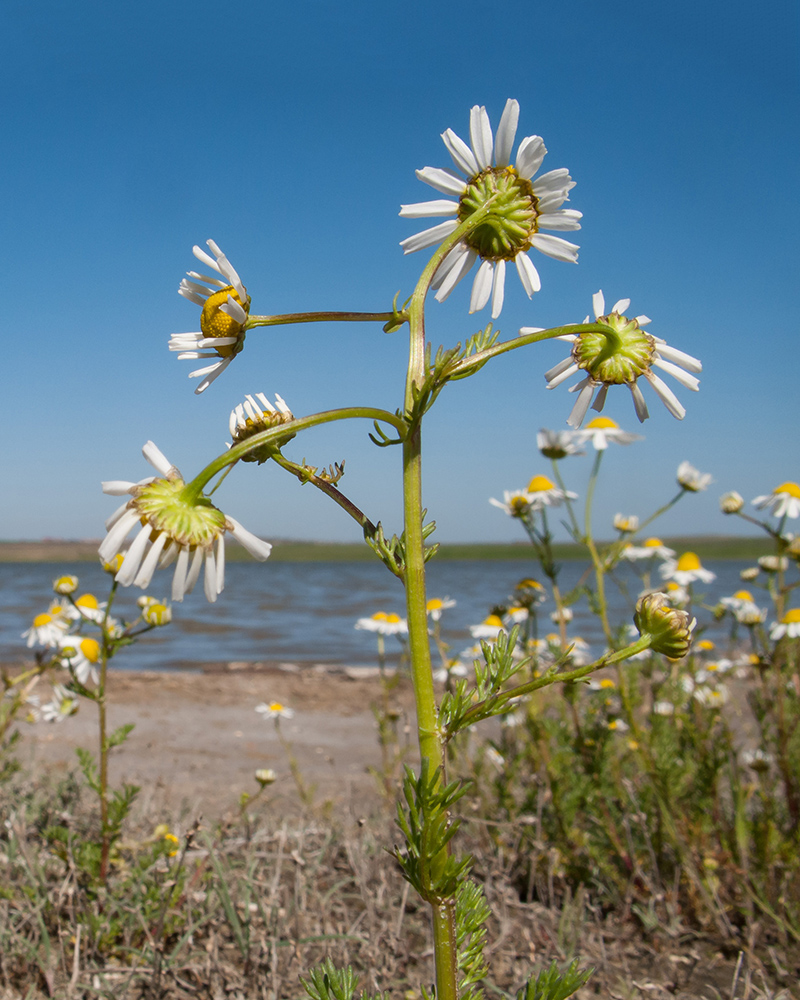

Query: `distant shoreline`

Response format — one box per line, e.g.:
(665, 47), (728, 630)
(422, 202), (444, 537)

(0, 536), (770, 563)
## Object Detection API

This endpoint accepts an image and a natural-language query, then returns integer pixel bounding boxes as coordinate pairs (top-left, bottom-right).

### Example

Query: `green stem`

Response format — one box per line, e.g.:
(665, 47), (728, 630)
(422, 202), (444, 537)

(584, 450), (613, 646)
(270, 452), (378, 536)
(246, 309), (402, 329)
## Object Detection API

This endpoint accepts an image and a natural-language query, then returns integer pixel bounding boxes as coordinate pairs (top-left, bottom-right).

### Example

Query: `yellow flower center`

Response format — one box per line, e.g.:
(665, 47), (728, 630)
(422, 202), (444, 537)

(782, 609), (800, 624)
(371, 612), (389, 621)
(200, 286), (248, 356)
(697, 639), (715, 650)
(75, 594), (99, 610)
(79, 638), (101, 662)
(33, 613), (53, 628)
(527, 475), (555, 492)
(426, 599), (443, 611)
(517, 578), (543, 589)
(585, 417), (619, 430)
(484, 615), (504, 627)
(775, 482), (800, 498)
(644, 537), (664, 548)
(733, 590), (753, 602)
(599, 678), (616, 689)
(269, 702), (285, 712)
(676, 552), (701, 572)
(384, 614), (402, 623)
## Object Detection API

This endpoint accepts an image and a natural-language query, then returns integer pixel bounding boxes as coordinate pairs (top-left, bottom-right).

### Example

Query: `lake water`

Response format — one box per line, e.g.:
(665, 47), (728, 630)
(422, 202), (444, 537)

(0, 559), (754, 673)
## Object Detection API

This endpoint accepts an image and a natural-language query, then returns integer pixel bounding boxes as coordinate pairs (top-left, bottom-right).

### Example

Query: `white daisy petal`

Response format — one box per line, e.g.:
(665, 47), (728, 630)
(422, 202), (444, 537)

(116, 523), (153, 587)
(490, 259), (506, 319)
(530, 233), (580, 263)
(434, 248), (478, 301)
(515, 253), (541, 296)
(612, 298), (631, 314)
(494, 99), (519, 167)
(629, 381), (650, 422)
(469, 105), (493, 170)
(469, 260), (494, 313)
(399, 219), (459, 255)
(592, 291), (605, 319)
(226, 516), (273, 561)
(441, 128), (479, 176)
(653, 357), (701, 390)
(515, 135), (546, 179)
(656, 343), (703, 373)
(399, 200), (459, 218)
(536, 211), (583, 231)
(644, 370), (686, 419)
(415, 166), (468, 196)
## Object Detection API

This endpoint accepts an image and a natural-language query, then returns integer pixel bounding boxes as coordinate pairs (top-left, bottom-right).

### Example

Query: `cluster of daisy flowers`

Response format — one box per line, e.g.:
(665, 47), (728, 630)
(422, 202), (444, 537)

(19, 574), (172, 723)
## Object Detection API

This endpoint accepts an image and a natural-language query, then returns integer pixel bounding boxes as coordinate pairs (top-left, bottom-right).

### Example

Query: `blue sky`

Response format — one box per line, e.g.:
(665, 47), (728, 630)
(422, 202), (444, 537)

(2, 0), (798, 545)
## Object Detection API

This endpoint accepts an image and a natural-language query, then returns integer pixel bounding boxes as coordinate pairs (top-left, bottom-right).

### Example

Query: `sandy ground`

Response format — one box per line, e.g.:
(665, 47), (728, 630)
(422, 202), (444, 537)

(14, 664), (420, 819)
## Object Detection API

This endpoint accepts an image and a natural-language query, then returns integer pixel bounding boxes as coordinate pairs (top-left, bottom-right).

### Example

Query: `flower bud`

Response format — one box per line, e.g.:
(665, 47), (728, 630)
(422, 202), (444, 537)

(255, 768), (277, 787)
(53, 575), (79, 595)
(634, 592), (695, 659)
(758, 555), (788, 573)
(719, 491), (744, 514)
(142, 602), (172, 626)
(740, 566), (760, 581)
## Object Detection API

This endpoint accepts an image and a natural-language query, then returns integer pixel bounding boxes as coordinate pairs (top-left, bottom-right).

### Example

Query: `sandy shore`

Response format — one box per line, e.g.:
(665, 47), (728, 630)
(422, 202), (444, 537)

(13, 664), (420, 818)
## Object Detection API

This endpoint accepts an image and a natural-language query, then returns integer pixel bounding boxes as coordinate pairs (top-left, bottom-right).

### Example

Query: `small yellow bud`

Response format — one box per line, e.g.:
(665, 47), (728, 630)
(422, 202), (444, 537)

(53, 575), (79, 595)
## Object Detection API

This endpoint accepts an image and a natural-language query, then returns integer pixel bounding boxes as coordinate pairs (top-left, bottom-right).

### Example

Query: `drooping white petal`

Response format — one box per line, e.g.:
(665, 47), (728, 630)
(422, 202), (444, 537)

(143, 441), (176, 478)
(532, 168), (575, 195)
(183, 546), (204, 596)
(102, 480), (138, 496)
(215, 535), (226, 593)
(178, 287), (207, 308)
(169, 333), (203, 350)
(219, 295), (247, 324)
(399, 200), (459, 218)
(591, 384), (610, 413)
(469, 260), (494, 313)
(204, 549), (218, 603)
(567, 380), (598, 428)
(414, 166), (468, 196)
(653, 358), (701, 390)
(116, 523), (152, 587)
(612, 298), (631, 314)
(629, 381), (650, 422)
(226, 516), (273, 560)
(171, 547), (190, 601)
(515, 135), (546, 179)
(530, 233), (580, 263)
(181, 279), (215, 299)
(441, 128), (479, 176)
(644, 370), (686, 419)
(494, 99), (519, 167)
(592, 290), (606, 319)
(190, 356), (235, 394)
(635, 315), (653, 326)
(469, 105), (493, 170)
(514, 253), (541, 297)
(545, 359), (579, 388)
(655, 343), (703, 373)
(430, 243), (469, 291)
(434, 247), (478, 302)
(186, 270), (227, 288)
(399, 219), (459, 255)
(491, 259), (506, 319)
(196, 337), (238, 349)
(99, 508), (140, 562)
(133, 531), (168, 588)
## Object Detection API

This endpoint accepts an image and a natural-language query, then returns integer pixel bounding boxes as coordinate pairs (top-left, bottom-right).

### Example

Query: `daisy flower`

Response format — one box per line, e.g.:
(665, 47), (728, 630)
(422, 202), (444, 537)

(770, 609), (800, 640)
(255, 701), (295, 720)
(677, 461), (712, 492)
(41, 685), (79, 723)
(400, 99), (581, 318)
(169, 240), (250, 394)
(720, 590), (765, 625)
(488, 490), (534, 518)
(574, 417), (643, 451)
(53, 575), (78, 595)
(100, 441), (272, 604)
(229, 392), (296, 460)
(752, 481), (800, 519)
(660, 551), (716, 586)
(541, 291), (701, 427)
(613, 514), (640, 533)
(22, 611), (70, 648)
(622, 537), (676, 561)
(536, 428), (584, 459)
(719, 491), (744, 514)
(354, 612), (408, 636)
(58, 636), (102, 686)
(470, 615), (505, 639)
(426, 597), (456, 621)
